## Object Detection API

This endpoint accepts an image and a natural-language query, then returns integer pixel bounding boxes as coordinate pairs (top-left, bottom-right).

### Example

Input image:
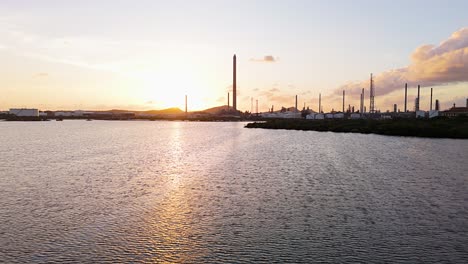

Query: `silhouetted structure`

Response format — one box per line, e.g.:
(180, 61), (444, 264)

(227, 92), (230, 110)
(416, 85), (420, 111)
(319, 93), (322, 113)
(435, 99), (440, 111)
(185, 95), (188, 114)
(404, 83), (408, 112)
(394, 104), (397, 113)
(295, 95), (298, 112)
(369, 73), (375, 113)
(342, 90), (345, 113)
(233, 54), (237, 111)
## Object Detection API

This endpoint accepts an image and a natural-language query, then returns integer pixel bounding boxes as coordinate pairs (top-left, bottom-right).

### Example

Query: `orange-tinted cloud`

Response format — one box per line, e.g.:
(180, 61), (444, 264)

(336, 27), (468, 99)
(250, 55), (277, 62)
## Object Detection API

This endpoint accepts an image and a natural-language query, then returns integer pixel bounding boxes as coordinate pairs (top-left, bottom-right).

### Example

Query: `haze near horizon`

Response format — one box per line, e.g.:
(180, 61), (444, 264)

(0, 0), (467, 112)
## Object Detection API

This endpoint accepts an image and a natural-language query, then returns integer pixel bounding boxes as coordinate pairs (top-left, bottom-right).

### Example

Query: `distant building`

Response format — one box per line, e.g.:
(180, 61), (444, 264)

(9, 108), (39, 117)
(314, 113), (325, 120)
(350, 113), (361, 119)
(440, 105), (468, 117)
(416, 110), (426, 118)
(333, 113), (344, 119)
(428, 110), (439, 118)
(55, 111), (73, 117)
(260, 111), (301, 119)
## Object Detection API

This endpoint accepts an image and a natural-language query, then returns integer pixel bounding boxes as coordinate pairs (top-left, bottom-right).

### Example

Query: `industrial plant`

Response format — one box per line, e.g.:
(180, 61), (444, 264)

(1, 55), (467, 121)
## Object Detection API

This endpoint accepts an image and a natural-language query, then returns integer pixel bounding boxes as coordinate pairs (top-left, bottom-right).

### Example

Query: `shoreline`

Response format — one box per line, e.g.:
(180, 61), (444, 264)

(245, 118), (468, 139)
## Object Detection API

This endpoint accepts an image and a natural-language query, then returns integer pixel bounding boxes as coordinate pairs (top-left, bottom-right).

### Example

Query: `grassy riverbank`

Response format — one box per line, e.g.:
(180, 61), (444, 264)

(245, 118), (468, 139)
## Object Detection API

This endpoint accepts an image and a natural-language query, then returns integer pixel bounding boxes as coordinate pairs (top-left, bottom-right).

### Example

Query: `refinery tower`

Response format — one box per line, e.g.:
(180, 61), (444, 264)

(233, 54), (237, 111)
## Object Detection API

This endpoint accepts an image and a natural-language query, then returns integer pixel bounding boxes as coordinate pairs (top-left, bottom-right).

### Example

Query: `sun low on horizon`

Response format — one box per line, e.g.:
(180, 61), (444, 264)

(0, 1), (467, 112)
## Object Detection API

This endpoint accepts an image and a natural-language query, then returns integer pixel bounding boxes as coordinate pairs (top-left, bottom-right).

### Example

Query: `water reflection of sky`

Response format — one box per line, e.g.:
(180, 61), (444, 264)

(1, 121), (467, 263)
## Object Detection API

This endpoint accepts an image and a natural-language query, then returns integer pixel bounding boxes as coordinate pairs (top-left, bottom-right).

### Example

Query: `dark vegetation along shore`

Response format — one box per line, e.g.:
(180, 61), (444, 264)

(245, 117), (468, 139)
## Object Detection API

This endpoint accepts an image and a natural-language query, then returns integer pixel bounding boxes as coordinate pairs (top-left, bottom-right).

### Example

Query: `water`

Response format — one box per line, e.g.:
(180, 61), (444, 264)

(0, 120), (467, 263)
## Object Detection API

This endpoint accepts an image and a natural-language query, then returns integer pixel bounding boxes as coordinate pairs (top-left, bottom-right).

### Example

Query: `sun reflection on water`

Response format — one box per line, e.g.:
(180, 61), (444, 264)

(145, 121), (208, 262)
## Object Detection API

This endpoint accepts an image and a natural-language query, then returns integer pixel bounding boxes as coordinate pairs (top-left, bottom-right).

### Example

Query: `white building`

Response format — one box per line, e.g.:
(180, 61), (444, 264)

(416, 110), (426, 118)
(333, 113), (344, 119)
(350, 113), (361, 119)
(429, 110), (439, 118)
(9, 108), (39, 117)
(314, 113), (325, 120)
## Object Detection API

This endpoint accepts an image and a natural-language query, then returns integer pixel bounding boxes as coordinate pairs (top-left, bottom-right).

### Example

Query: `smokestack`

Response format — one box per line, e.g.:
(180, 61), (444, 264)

(404, 83), (407, 112)
(233, 54), (237, 111)
(435, 99), (440, 111)
(342, 90), (345, 113)
(319, 93), (321, 113)
(227, 93), (230, 110)
(394, 104), (397, 113)
(430, 88), (433, 111)
(416, 85), (420, 111)
(185, 95), (188, 114)
(295, 95), (298, 112)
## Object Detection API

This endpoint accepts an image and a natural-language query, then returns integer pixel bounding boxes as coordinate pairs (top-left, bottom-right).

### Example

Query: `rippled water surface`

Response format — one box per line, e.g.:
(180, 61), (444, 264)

(1, 120), (467, 263)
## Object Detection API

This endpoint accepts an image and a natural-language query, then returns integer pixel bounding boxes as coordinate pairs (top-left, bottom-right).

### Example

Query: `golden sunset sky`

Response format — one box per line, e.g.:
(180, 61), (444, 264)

(1, 0), (467, 112)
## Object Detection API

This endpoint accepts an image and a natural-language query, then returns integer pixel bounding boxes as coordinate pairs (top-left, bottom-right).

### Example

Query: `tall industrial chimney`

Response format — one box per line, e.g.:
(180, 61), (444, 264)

(435, 99), (440, 111)
(227, 92), (230, 110)
(416, 85), (420, 111)
(342, 90), (345, 113)
(295, 95), (298, 112)
(404, 83), (407, 112)
(319, 93), (321, 113)
(233, 54), (237, 111)
(185, 95), (188, 114)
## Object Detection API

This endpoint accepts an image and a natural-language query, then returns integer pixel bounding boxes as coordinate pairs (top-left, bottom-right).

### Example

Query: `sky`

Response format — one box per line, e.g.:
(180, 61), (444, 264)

(0, 0), (467, 112)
